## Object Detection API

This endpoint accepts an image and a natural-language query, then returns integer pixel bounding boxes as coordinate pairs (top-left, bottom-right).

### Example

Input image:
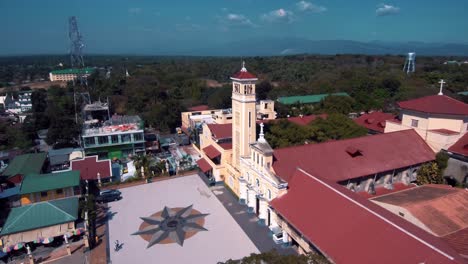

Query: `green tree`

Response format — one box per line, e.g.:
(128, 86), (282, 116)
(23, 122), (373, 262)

(318, 95), (355, 115)
(309, 114), (368, 142)
(221, 250), (330, 264)
(132, 154), (150, 178)
(416, 162), (444, 185)
(435, 151), (449, 171)
(257, 81), (273, 100)
(265, 120), (312, 148)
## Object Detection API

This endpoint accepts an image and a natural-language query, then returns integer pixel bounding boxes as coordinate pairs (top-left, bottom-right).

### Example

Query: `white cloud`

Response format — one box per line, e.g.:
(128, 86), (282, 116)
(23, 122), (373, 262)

(261, 8), (295, 23)
(128, 7), (142, 15)
(221, 13), (257, 27)
(280, 48), (296, 55)
(376, 4), (400, 16)
(296, 1), (326, 13)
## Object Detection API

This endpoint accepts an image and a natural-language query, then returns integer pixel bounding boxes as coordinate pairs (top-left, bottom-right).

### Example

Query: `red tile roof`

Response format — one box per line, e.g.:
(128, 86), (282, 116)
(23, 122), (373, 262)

(354, 112), (400, 133)
(286, 114), (327, 126)
(188, 105), (210, 112)
(357, 182), (416, 199)
(442, 228), (468, 260)
(372, 185), (468, 237)
(218, 142), (233, 150)
(270, 169), (464, 264)
(398, 95), (468, 115)
(70, 156), (112, 181)
(430, 129), (460, 136)
(207, 123), (232, 139)
(202, 145), (221, 159)
(259, 114), (327, 127)
(272, 130), (435, 183)
(231, 70), (257, 80)
(196, 158), (212, 173)
(448, 133), (468, 156)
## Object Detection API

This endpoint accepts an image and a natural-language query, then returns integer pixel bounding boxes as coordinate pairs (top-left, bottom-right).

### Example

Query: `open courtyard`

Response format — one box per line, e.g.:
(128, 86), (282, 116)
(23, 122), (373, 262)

(107, 174), (260, 264)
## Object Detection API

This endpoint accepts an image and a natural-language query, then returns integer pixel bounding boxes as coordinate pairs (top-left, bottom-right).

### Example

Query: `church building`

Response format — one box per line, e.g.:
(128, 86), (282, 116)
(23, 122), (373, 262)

(218, 63), (466, 262)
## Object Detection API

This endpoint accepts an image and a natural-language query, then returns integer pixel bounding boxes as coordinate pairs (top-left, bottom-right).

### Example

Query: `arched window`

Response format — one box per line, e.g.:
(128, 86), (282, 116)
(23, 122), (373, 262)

(267, 189), (271, 200)
(256, 178), (260, 187)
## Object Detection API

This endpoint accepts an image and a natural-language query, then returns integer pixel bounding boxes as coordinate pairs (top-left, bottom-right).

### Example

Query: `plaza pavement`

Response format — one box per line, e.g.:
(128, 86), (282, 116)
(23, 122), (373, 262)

(107, 174), (260, 264)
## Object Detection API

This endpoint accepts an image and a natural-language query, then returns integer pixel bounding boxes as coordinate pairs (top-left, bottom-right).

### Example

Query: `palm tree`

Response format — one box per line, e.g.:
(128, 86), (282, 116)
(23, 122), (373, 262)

(132, 154), (150, 179)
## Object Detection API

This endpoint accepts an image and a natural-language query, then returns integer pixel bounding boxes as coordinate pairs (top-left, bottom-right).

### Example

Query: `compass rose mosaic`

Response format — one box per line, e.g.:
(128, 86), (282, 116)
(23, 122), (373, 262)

(132, 205), (208, 248)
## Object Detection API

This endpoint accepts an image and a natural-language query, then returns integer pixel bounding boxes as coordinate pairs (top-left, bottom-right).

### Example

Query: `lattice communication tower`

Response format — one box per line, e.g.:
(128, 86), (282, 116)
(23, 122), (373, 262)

(69, 16), (85, 68)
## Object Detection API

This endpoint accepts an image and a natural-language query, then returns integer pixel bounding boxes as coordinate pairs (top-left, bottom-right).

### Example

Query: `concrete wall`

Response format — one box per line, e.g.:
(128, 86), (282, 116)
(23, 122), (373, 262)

(199, 124), (232, 182)
(385, 111), (467, 152)
(20, 187), (75, 205)
(1, 222), (75, 247)
(371, 201), (434, 235)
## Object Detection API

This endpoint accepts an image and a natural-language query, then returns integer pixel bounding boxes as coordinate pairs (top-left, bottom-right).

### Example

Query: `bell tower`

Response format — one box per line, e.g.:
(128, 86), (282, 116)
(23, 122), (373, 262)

(231, 62), (258, 169)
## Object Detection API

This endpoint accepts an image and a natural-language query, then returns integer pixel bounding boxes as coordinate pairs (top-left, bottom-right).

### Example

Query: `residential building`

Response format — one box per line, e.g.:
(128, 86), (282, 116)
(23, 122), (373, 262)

(181, 102), (276, 135)
(0, 197), (79, 248)
(256, 100), (277, 120)
(82, 114), (145, 159)
(0, 153), (47, 184)
(385, 93), (468, 152)
(17, 90), (32, 112)
(49, 68), (95, 82)
(277, 92), (349, 105)
(371, 184), (468, 259)
(19, 170), (80, 205)
(49, 148), (84, 172)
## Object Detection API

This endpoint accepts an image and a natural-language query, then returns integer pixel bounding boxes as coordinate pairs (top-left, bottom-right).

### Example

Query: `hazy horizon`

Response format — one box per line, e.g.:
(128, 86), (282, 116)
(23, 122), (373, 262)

(1, 0), (467, 56)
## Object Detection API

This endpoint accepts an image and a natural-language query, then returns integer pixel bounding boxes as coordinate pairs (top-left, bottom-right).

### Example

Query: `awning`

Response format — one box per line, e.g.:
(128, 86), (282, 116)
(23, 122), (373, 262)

(202, 145), (221, 159)
(196, 158), (212, 173)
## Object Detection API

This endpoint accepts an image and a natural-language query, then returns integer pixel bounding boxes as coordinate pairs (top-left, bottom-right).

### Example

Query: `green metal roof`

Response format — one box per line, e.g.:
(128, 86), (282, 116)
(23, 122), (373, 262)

(50, 67), (95, 75)
(277, 92), (350, 105)
(457, 91), (468, 96)
(0, 197), (78, 236)
(1, 153), (47, 178)
(20, 170), (80, 195)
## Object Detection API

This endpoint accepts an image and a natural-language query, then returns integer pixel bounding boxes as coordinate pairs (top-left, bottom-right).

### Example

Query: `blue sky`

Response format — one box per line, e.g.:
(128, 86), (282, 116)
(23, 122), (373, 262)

(1, 0), (467, 55)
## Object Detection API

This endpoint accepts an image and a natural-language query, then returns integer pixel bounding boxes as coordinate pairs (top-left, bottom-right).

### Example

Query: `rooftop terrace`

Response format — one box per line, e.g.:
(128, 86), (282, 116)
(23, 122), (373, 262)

(82, 115), (143, 137)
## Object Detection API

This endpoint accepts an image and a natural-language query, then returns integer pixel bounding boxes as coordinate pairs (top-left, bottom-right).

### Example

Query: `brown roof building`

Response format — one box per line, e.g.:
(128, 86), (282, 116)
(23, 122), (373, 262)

(372, 185), (468, 259)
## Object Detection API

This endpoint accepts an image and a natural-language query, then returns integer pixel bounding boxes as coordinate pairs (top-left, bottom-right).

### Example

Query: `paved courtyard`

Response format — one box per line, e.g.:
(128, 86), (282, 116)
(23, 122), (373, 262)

(107, 174), (259, 264)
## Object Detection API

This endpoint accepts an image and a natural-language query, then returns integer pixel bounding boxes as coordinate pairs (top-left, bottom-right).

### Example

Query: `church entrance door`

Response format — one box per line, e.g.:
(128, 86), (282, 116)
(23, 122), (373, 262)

(255, 197), (260, 216)
(267, 209), (271, 226)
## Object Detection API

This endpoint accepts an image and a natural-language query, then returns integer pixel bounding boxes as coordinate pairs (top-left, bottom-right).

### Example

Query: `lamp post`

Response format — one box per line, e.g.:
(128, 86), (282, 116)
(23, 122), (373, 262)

(64, 234), (71, 255)
(97, 172), (101, 187)
(83, 180), (90, 249)
(26, 244), (34, 264)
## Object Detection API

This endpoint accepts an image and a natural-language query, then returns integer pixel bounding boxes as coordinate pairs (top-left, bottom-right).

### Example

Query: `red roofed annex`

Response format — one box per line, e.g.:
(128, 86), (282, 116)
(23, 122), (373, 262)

(270, 169), (465, 264)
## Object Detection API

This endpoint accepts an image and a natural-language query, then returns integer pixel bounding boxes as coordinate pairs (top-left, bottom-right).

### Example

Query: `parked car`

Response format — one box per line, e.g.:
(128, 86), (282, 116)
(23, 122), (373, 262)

(96, 190), (122, 203)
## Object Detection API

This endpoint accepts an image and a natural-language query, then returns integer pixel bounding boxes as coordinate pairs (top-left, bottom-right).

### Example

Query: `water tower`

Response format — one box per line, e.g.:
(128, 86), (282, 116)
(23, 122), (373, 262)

(403, 52), (416, 74)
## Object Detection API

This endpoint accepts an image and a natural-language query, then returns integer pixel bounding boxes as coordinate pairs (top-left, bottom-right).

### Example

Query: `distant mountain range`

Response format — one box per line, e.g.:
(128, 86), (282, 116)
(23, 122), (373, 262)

(179, 38), (468, 57)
